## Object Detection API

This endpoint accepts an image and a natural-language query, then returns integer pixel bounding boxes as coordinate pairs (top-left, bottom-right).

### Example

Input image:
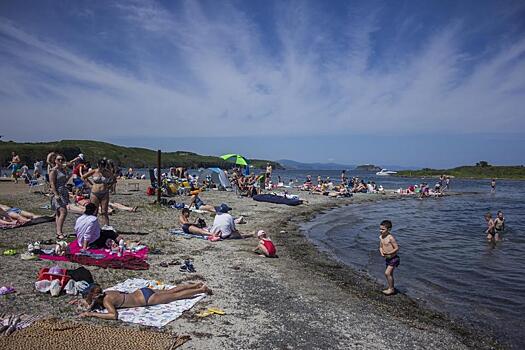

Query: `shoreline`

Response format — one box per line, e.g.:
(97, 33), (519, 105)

(276, 195), (502, 349)
(0, 181), (502, 349)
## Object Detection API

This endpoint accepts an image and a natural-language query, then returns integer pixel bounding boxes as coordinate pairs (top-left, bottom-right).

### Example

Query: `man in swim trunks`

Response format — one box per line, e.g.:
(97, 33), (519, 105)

(491, 179), (496, 192)
(10, 151), (21, 183)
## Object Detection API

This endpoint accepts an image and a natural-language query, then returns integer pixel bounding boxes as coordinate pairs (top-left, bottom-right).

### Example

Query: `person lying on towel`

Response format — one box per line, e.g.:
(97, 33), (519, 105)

(0, 204), (42, 226)
(72, 282), (212, 320)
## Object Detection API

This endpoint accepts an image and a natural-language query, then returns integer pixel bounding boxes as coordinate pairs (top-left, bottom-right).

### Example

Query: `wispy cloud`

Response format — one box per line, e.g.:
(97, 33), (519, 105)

(0, 0), (524, 141)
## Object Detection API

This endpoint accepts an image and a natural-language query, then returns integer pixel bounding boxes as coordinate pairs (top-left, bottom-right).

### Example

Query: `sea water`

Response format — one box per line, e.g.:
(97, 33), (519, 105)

(295, 172), (525, 348)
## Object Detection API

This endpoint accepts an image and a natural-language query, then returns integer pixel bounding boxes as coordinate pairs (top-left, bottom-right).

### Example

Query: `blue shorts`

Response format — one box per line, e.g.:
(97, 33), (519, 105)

(385, 255), (400, 267)
(7, 208), (22, 214)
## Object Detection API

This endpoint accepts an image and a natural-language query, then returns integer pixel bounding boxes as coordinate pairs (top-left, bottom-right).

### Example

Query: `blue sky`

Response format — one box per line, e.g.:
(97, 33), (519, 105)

(1, 0), (524, 168)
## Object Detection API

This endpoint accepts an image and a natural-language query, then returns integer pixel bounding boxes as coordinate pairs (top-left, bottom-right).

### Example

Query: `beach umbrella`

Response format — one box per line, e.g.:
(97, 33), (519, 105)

(220, 154), (248, 167)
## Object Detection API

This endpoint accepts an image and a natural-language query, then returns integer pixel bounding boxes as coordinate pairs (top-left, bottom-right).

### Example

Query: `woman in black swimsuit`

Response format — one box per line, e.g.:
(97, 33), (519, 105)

(76, 282), (211, 320)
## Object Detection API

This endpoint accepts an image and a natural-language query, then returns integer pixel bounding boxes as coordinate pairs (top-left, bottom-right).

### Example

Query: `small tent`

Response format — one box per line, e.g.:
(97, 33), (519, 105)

(198, 168), (231, 189)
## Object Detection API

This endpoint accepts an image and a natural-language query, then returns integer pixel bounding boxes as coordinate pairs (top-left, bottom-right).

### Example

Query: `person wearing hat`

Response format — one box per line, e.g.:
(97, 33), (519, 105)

(210, 203), (244, 239)
(253, 230), (277, 257)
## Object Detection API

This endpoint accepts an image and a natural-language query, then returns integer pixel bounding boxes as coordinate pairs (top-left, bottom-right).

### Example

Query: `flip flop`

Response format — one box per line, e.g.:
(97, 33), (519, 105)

(3, 249), (17, 256)
(207, 307), (225, 315)
(0, 286), (16, 295)
(56, 234), (65, 240)
(160, 262), (169, 268)
(196, 310), (213, 318)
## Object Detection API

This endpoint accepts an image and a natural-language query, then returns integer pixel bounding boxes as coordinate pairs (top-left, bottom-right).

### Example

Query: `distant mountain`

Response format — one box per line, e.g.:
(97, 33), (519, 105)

(277, 159), (355, 170)
(0, 140), (280, 169)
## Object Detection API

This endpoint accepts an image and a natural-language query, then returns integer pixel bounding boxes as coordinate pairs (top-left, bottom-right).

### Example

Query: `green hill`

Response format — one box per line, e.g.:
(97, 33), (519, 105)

(0, 140), (282, 170)
(396, 161), (525, 180)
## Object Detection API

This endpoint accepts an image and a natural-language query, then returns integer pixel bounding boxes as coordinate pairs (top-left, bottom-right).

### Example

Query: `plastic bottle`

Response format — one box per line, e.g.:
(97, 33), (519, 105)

(118, 239), (125, 257)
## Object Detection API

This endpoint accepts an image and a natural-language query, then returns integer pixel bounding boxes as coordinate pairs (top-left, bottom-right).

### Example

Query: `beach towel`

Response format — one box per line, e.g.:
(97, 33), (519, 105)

(0, 216), (55, 230)
(168, 228), (209, 240)
(101, 278), (206, 327)
(40, 241), (149, 270)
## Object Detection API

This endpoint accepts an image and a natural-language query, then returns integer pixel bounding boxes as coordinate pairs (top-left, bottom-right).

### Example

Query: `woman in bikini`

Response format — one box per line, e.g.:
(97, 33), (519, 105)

(76, 282), (212, 320)
(82, 158), (114, 227)
(49, 154), (71, 240)
(179, 208), (213, 236)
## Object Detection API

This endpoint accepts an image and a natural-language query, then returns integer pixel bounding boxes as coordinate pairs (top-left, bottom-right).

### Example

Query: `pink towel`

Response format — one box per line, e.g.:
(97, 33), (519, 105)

(40, 241), (149, 270)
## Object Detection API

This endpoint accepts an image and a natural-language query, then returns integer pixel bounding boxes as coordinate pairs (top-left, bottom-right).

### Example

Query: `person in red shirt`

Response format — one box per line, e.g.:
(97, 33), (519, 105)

(253, 230), (277, 257)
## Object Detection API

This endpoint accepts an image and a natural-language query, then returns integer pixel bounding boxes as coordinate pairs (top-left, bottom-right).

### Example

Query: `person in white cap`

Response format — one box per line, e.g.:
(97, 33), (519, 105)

(253, 230), (276, 257)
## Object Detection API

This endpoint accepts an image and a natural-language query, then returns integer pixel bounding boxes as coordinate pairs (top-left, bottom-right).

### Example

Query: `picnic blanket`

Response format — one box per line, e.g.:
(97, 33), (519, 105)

(0, 216), (55, 230)
(169, 228), (209, 240)
(101, 278), (206, 327)
(40, 241), (149, 270)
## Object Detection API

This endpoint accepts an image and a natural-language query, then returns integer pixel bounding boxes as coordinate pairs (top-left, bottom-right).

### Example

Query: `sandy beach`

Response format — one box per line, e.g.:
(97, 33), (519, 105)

(0, 179), (499, 349)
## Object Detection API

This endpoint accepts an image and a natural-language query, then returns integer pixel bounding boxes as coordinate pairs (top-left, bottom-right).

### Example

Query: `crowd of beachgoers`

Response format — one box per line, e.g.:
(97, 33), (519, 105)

(0, 150), (506, 348)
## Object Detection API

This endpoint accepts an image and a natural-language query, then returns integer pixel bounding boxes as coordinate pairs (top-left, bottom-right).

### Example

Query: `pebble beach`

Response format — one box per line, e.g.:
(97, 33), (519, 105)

(0, 179), (500, 349)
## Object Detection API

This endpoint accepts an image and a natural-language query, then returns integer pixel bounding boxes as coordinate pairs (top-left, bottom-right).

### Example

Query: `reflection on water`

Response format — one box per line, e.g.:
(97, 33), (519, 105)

(299, 174), (525, 349)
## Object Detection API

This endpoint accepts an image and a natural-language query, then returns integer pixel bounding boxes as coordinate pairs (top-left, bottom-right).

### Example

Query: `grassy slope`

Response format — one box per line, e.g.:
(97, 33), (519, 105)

(0, 140), (282, 169)
(397, 165), (525, 180)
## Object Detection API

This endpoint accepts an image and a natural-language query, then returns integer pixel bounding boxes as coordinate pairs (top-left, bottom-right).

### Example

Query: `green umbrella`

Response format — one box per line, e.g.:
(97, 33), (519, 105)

(220, 154), (248, 166)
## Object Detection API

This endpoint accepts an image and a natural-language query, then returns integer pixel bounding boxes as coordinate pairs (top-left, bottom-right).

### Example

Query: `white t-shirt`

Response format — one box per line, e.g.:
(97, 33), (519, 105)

(75, 214), (101, 246)
(210, 213), (236, 238)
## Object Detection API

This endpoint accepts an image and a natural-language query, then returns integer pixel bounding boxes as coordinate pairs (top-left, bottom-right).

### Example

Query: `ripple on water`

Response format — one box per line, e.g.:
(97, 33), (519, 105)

(302, 186), (525, 348)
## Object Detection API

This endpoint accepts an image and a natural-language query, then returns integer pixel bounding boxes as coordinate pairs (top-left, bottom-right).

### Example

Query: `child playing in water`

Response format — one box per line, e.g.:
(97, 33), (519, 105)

(253, 230), (277, 257)
(485, 213), (496, 241)
(379, 220), (399, 295)
(494, 211), (505, 241)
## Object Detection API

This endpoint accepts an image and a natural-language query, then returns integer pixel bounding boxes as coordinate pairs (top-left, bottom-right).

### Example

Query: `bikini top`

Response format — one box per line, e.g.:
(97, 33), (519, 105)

(92, 175), (110, 184)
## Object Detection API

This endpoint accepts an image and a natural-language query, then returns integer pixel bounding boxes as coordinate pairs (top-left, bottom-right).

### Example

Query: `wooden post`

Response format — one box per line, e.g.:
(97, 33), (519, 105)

(157, 149), (161, 204)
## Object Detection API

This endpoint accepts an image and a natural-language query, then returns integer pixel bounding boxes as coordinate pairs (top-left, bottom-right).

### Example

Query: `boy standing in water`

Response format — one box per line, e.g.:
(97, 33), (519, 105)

(491, 179), (496, 192)
(379, 220), (399, 295)
(485, 213), (496, 241)
(494, 210), (505, 241)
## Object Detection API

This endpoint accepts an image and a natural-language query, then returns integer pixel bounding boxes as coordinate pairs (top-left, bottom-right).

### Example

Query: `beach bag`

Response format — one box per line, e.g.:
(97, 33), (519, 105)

(196, 218), (207, 228)
(67, 266), (94, 284)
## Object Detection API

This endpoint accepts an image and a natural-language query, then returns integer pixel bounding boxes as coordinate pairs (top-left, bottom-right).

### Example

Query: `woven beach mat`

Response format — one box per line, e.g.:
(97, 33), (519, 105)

(0, 318), (190, 350)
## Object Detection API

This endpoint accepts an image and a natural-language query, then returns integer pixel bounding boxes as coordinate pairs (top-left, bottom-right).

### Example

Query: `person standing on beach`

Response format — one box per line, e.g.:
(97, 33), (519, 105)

(379, 220), (399, 296)
(491, 179), (496, 192)
(82, 158), (114, 228)
(265, 163), (272, 187)
(49, 154), (71, 240)
(9, 151), (21, 183)
(341, 170), (348, 186)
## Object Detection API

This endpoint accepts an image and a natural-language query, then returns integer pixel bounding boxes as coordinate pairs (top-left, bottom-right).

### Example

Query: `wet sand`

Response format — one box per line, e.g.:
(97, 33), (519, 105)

(0, 179), (501, 349)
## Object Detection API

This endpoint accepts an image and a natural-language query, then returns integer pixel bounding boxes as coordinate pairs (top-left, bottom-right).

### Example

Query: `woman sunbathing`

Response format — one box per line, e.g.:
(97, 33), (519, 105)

(75, 282), (211, 320)
(0, 204), (42, 225)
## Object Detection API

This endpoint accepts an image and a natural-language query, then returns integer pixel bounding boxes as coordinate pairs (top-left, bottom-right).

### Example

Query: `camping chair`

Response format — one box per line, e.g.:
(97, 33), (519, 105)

(28, 176), (48, 193)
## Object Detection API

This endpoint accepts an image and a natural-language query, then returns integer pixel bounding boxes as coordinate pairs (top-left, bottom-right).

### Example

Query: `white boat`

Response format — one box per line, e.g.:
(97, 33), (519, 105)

(376, 169), (397, 176)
